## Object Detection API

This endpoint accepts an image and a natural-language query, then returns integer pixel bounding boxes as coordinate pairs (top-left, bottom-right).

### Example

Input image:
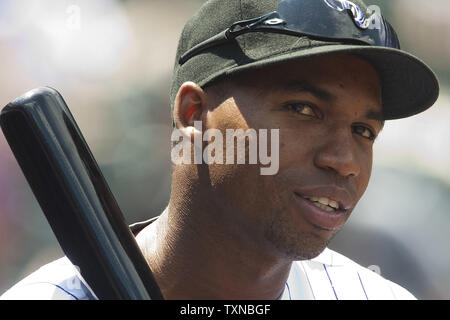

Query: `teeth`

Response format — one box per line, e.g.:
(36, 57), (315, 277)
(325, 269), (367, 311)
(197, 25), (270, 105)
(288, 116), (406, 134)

(312, 202), (335, 212)
(304, 196), (339, 210)
(318, 197), (329, 206)
(329, 200), (339, 209)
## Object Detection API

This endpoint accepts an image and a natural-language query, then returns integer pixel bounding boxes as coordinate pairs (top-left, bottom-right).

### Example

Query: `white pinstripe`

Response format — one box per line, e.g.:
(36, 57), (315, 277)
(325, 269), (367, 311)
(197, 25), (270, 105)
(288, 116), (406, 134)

(1, 248), (416, 300)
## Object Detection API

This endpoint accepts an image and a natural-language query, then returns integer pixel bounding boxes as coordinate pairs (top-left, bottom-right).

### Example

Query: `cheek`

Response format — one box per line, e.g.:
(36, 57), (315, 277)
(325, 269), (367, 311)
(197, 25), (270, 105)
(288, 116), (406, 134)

(356, 149), (373, 198)
(278, 127), (316, 168)
(207, 98), (250, 132)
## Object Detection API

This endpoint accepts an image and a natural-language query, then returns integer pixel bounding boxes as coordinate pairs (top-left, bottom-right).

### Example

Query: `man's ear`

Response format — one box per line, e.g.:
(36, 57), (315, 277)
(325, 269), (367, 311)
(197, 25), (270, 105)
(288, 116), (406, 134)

(173, 81), (207, 129)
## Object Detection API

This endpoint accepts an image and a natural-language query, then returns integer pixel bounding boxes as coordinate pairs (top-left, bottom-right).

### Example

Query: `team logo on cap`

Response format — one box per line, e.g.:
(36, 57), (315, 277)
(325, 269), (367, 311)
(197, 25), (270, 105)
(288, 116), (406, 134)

(324, 0), (371, 29)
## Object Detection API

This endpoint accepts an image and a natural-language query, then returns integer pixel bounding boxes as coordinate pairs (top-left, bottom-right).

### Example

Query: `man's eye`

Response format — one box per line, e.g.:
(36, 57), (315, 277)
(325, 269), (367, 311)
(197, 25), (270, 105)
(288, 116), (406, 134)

(353, 125), (375, 140)
(285, 103), (317, 118)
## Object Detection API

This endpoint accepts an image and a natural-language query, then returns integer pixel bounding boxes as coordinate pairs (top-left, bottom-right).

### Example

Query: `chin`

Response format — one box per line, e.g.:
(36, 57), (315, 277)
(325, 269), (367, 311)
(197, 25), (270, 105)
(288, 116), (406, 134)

(264, 212), (333, 261)
(276, 234), (329, 261)
(291, 241), (329, 261)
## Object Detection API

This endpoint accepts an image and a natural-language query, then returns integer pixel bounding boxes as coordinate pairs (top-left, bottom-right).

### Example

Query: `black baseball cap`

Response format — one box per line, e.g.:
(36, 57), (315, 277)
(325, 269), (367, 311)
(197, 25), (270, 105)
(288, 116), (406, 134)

(170, 0), (439, 120)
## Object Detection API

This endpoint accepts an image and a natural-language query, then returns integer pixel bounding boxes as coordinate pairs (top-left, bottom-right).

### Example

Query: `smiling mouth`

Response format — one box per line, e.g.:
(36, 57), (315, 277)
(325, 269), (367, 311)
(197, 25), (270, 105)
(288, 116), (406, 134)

(293, 192), (350, 231)
(302, 196), (339, 212)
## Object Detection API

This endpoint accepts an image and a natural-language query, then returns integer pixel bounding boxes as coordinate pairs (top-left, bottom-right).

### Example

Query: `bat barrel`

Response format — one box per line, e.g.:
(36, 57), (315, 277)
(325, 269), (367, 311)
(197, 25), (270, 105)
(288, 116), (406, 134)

(0, 87), (163, 300)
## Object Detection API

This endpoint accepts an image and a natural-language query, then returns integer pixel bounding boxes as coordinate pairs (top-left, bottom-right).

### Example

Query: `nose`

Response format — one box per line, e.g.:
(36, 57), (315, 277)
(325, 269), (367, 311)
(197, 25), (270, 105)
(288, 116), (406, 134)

(313, 126), (361, 178)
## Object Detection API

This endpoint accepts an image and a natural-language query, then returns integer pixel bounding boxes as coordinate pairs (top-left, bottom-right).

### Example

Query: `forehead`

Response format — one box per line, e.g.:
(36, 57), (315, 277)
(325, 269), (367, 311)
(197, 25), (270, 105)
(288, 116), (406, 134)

(244, 54), (380, 94)
(232, 53), (383, 116)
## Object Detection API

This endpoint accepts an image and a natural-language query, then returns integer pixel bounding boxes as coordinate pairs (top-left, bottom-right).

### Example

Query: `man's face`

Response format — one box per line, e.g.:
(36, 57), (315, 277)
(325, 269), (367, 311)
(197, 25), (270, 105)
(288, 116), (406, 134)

(203, 54), (383, 260)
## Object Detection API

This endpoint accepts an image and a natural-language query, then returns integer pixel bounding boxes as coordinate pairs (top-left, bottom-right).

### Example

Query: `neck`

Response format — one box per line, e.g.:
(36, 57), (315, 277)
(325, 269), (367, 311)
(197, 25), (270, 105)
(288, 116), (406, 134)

(136, 199), (292, 300)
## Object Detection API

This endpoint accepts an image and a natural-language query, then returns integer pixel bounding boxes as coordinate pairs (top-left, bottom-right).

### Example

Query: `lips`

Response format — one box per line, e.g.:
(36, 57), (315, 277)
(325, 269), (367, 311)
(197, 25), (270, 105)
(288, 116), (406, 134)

(292, 187), (353, 231)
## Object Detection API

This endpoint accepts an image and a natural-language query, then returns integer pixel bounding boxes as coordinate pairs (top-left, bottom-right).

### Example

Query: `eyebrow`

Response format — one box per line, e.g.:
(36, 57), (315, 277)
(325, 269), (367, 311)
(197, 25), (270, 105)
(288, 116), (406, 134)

(271, 80), (335, 102)
(365, 109), (385, 130)
(269, 80), (385, 130)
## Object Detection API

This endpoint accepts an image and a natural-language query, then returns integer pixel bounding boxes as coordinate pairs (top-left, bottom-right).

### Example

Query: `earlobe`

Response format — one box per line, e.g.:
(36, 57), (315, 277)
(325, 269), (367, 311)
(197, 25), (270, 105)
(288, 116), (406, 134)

(173, 81), (206, 129)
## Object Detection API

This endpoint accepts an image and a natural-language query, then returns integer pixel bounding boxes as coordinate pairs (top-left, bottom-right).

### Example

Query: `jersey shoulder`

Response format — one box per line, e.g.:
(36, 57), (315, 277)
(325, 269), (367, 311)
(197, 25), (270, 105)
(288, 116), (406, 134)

(0, 257), (95, 300)
(294, 248), (416, 300)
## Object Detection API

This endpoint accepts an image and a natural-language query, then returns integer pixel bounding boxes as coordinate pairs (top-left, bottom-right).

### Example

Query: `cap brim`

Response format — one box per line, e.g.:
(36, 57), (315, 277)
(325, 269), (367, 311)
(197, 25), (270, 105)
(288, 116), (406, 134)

(200, 44), (439, 120)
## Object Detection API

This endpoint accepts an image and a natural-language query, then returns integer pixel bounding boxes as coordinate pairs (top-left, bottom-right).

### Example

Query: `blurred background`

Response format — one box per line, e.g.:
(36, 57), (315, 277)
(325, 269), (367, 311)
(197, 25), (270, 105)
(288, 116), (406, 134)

(0, 0), (448, 299)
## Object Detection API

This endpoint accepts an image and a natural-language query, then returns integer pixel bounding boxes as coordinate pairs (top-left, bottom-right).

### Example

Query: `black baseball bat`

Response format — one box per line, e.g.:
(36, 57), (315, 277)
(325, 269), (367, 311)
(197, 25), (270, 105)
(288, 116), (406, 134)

(0, 87), (164, 300)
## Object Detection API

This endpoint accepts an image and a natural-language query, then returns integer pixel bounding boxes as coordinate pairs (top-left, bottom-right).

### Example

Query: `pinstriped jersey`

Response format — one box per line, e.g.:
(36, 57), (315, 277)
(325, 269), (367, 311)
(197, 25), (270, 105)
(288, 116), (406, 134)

(0, 247), (415, 300)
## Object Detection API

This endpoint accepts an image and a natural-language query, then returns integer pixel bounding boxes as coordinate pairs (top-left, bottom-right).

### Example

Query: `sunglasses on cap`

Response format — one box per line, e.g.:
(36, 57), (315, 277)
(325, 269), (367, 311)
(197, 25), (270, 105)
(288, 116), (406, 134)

(179, 0), (401, 65)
